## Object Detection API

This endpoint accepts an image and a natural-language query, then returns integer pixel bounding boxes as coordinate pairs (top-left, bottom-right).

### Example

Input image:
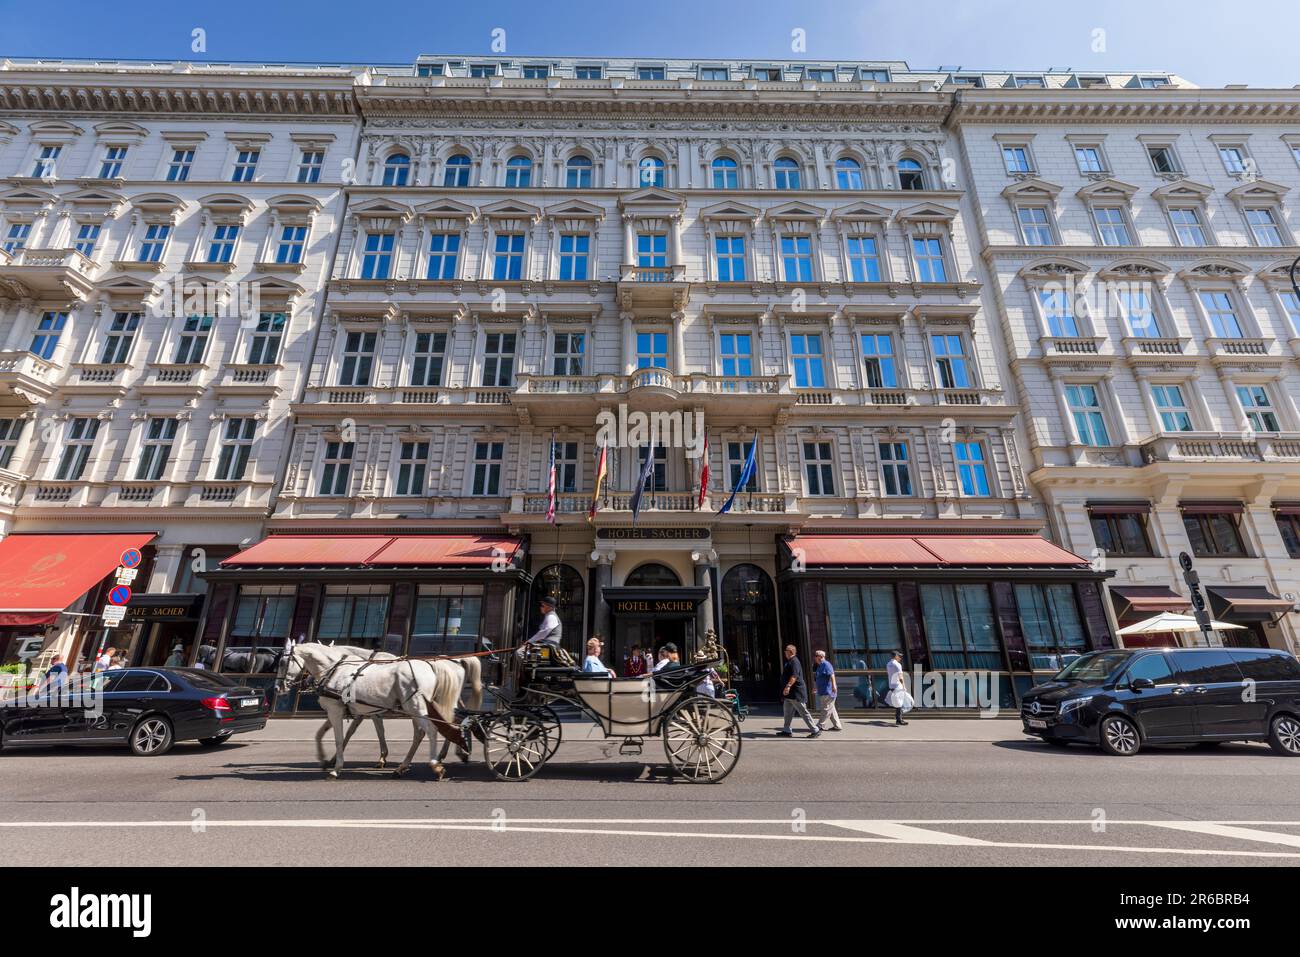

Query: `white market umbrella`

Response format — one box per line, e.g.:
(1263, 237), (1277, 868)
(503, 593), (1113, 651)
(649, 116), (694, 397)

(1116, 612), (1245, 636)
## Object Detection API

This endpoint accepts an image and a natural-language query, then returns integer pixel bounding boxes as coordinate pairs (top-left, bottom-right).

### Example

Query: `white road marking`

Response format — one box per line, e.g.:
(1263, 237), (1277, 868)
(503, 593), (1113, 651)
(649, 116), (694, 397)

(1142, 821), (1300, 848)
(1, 818), (1299, 858)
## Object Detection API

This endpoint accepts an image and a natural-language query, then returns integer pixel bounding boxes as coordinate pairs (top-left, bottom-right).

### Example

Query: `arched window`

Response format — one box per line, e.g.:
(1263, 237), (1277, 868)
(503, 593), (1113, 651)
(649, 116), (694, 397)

(565, 155), (593, 188)
(504, 155), (532, 188)
(720, 564), (779, 700)
(638, 155), (665, 188)
(898, 157), (926, 190)
(528, 563), (585, 653)
(711, 156), (739, 189)
(624, 562), (681, 586)
(773, 157), (802, 190)
(382, 153), (411, 187)
(835, 157), (864, 190)
(443, 153), (471, 187)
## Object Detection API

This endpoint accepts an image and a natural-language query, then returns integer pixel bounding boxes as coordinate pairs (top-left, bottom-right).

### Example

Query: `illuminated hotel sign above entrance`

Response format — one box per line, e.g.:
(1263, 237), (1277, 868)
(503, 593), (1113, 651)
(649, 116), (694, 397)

(596, 528), (709, 541)
(602, 586), (709, 618)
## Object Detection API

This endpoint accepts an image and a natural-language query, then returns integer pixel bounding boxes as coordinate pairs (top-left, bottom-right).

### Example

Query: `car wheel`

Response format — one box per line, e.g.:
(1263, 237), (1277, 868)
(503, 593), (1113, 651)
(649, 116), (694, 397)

(129, 716), (174, 757)
(1267, 714), (1300, 756)
(197, 735), (231, 747)
(1099, 715), (1141, 756)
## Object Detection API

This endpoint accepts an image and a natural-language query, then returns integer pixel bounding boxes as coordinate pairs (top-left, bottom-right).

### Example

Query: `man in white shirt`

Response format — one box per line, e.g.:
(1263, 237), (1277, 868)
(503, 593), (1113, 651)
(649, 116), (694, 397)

(522, 596), (562, 654)
(886, 650), (909, 726)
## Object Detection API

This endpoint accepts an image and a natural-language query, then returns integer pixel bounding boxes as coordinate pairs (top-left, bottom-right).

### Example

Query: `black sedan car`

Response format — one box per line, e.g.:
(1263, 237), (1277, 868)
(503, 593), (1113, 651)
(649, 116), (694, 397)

(0, 667), (269, 756)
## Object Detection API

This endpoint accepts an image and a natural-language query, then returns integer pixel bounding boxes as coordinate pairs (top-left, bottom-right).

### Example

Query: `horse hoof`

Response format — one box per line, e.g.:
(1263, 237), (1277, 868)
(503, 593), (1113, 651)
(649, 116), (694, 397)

(323, 758), (336, 770)
(376, 760), (387, 770)
(430, 763), (447, 781)
(326, 770), (339, 780)
(456, 747), (470, 764)
(394, 766), (408, 778)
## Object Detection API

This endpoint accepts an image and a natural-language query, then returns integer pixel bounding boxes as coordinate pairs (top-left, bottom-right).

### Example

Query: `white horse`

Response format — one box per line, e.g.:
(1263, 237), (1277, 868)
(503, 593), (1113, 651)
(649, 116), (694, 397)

(278, 642), (466, 779)
(320, 645), (484, 768)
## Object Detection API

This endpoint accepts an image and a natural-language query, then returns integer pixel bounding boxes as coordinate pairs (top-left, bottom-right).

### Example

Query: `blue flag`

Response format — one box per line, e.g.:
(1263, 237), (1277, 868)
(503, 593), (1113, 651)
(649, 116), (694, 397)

(628, 440), (656, 525)
(718, 433), (757, 515)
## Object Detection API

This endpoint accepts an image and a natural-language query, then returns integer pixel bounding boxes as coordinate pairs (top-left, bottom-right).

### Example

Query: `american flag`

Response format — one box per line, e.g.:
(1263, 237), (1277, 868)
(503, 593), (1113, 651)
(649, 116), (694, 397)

(545, 433), (557, 525)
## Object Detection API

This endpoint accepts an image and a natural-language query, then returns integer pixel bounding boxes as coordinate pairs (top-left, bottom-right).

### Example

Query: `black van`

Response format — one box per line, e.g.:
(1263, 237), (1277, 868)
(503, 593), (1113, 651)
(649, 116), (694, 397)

(1020, 647), (1300, 756)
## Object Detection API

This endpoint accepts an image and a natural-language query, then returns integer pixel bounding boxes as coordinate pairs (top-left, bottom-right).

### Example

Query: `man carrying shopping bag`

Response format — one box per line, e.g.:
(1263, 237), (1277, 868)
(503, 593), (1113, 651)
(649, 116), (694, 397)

(886, 649), (913, 726)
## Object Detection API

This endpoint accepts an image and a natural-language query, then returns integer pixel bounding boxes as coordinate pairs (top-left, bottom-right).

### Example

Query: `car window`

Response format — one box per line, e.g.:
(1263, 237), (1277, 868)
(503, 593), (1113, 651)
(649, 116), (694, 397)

(93, 671), (125, 693)
(1123, 653), (1175, 686)
(1168, 650), (1242, 684)
(177, 670), (239, 691)
(1054, 650), (1132, 682)
(112, 671), (164, 693)
(1229, 650), (1300, 682)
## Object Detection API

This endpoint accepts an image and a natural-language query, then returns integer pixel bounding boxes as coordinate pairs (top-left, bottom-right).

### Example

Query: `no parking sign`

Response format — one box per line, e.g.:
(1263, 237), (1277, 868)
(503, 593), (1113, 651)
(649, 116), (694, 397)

(119, 548), (143, 569)
(108, 585), (132, 606)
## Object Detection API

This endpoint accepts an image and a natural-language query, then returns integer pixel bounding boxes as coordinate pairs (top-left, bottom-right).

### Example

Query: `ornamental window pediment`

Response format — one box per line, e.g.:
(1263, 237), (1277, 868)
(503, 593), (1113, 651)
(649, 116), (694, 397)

(480, 198), (541, 223)
(894, 201), (958, 225)
(1151, 180), (1214, 204)
(1225, 180), (1289, 204)
(700, 200), (761, 223)
(543, 199), (604, 222)
(618, 187), (686, 215)
(765, 201), (826, 224)
(1000, 178), (1063, 201)
(1176, 259), (1251, 282)
(1075, 179), (1139, 203)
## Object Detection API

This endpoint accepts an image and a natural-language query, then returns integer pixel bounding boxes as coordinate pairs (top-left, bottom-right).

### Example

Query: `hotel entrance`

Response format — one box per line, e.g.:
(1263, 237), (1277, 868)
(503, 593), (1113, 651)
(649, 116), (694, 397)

(604, 582), (708, 675)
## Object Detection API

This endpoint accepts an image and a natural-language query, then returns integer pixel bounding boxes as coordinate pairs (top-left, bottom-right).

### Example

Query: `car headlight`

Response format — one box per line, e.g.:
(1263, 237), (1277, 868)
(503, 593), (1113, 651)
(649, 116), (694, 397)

(1058, 695), (1095, 717)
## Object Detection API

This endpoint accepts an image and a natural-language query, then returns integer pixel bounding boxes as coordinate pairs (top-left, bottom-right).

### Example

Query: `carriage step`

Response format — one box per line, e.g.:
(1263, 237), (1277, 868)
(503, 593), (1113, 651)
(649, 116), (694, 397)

(619, 738), (645, 757)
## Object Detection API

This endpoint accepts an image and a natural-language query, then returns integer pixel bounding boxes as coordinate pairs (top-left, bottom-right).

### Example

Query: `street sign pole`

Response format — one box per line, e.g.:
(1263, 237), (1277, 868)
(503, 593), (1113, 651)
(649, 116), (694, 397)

(1178, 551), (1219, 647)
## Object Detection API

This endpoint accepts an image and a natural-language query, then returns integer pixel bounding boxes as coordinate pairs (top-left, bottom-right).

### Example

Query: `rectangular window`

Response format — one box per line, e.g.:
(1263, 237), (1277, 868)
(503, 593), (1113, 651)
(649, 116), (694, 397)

(790, 334), (825, 388)
(931, 334), (972, 388)
(97, 146), (128, 179)
(214, 417), (256, 481)
(471, 441), (504, 496)
(99, 311), (141, 364)
(803, 441), (835, 496)
(0, 418), (25, 470)
(846, 235), (881, 282)
(715, 235), (746, 281)
(638, 67), (665, 80)
(860, 334), (897, 388)
(338, 331), (376, 386)
(135, 417), (179, 481)
(55, 418), (99, 480)
(1090, 510), (1154, 557)
(1281, 291), (1300, 336)
(318, 585), (390, 646)
(73, 223), (101, 258)
(275, 225), (307, 265)
(806, 68), (836, 82)
(492, 232), (524, 280)
(1038, 288), (1078, 337)
(1218, 145), (1248, 174)
(635, 331), (668, 369)
(138, 223), (170, 262)
(575, 66), (601, 80)
(1199, 291), (1243, 338)
(1147, 145), (1180, 175)
(911, 236), (947, 282)
(825, 584), (902, 671)
(879, 441), (912, 496)
(955, 441), (990, 496)
(469, 64), (497, 78)
(29, 311), (67, 360)
(297, 150), (324, 184)
(726, 440), (758, 492)
(395, 441), (429, 496)
(360, 231), (394, 279)
(1016, 584), (1086, 668)
(1065, 384), (1112, 446)
(410, 331), (447, 386)
(552, 332), (585, 375)
(411, 585), (485, 656)
(174, 315), (213, 364)
(318, 441), (355, 496)
(1277, 513), (1300, 559)
(247, 313), (285, 364)
(558, 233), (589, 280)
(1169, 207), (1207, 246)
(166, 148), (194, 182)
(1018, 206), (1055, 245)
(522, 65), (549, 79)
(636, 233), (667, 268)
(424, 232), (459, 280)
(231, 149), (259, 183)
(1245, 208), (1284, 246)
(481, 332), (516, 387)
(718, 333), (752, 378)
(1183, 511), (1246, 558)
(207, 224), (239, 263)
(1237, 385), (1281, 432)
(1093, 207), (1131, 245)
(780, 235), (814, 282)
(1074, 145), (1106, 173)
(637, 443), (667, 491)
(1151, 384), (1194, 431)
(230, 585), (295, 642)
(1118, 287), (1160, 338)
(919, 584), (1001, 670)
(1002, 145), (1032, 173)
(2, 223), (30, 254)
(700, 67), (728, 81)
(555, 441), (579, 493)
(31, 145), (61, 178)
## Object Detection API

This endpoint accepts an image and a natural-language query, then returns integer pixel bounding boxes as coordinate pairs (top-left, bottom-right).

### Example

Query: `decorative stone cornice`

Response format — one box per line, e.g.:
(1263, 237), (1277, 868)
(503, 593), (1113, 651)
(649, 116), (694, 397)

(948, 88), (1300, 125)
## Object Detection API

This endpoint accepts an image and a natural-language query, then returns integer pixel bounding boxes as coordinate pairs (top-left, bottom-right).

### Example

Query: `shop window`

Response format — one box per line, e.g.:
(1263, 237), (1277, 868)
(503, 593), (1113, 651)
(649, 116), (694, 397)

(219, 584), (295, 672)
(412, 584), (485, 655)
(317, 584), (390, 648)
(919, 584), (1001, 670)
(1016, 583), (1087, 670)
(825, 583), (903, 670)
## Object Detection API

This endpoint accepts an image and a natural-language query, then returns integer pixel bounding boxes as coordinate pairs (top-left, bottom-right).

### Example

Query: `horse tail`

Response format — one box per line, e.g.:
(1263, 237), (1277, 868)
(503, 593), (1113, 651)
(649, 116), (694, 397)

(461, 656), (483, 711)
(429, 660), (466, 726)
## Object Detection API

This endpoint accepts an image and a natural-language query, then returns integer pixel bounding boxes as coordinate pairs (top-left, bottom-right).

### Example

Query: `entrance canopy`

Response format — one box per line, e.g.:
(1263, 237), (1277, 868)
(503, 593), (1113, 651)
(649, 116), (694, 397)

(783, 534), (1090, 568)
(0, 533), (157, 625)
(1206, 586), (1296, 623)
(221, 534), (525, 568)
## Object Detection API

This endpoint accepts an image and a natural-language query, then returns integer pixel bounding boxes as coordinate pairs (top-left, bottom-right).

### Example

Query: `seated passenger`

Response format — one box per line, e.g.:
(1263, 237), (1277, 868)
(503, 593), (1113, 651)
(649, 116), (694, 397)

(581, 638), (613, 675)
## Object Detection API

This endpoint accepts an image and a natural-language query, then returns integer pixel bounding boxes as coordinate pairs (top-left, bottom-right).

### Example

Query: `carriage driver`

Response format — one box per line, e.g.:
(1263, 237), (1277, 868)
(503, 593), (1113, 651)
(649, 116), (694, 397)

(520, 595), (563, 656)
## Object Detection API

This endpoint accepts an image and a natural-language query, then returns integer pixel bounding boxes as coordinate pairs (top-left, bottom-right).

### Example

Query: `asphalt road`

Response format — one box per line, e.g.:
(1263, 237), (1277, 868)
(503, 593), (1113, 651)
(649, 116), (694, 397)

(3, 724), (1300, 866)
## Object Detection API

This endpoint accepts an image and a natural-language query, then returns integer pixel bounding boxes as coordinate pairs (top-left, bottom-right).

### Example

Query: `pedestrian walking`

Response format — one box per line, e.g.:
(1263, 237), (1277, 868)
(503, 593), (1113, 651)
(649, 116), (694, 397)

(777, 644), (820, 738)
(36, 655), (67, 696)
(93, 646), (115, 673)
(812, 650), (842, 731)
(886, 650), (912, 726)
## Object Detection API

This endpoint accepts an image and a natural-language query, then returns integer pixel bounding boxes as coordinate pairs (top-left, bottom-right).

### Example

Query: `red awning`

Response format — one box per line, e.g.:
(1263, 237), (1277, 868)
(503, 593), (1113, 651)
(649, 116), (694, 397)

(1110, 585), (1191, 618)
(221, 534), (524, 569)
(0, 533), (157, 615)
(785, 534), (1089, 568)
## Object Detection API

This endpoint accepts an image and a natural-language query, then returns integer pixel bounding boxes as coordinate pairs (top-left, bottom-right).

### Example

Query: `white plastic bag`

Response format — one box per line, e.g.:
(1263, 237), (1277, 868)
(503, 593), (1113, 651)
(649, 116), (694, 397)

(887, 687), (915, 713)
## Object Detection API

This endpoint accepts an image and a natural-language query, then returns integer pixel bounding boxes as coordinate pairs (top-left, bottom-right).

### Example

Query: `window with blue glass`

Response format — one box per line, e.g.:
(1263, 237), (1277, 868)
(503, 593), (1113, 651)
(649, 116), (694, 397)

(920, 584), (1001, 670)
(715, 235), (746, 280)
(382, 153), (410, 186)
(773, 157), (801, 189)
(931, 334), (971, 388)
(1199, 291), (1244, 338)
(711, 157), (738, 189)
(954, 441), (990, 496)
(912, 236), (947, 282)
(207, 224), (239, 264)
(276, 225), (307, 264)
(638, 156), (664, 187)
(297, 150), (324, 184)
(97, 146), (128, 179)
(1117, 287), (1160, 338)
(636, 332), (668, 369)
(825, 584), (902, 670)
(878, 441), (912, 495)
(231, 149), (259, 183)
(138, 224), (170, 263)
(504, 155), (532, 187)
(636, 233), (667, 268)
(31, 145), (60, 178)
(73, 223), (100, 258)
(3, 223), (31, 254)
(719, 333), (752, 377)
(565, 155), (593, 188)
(166, 148), (194, 182)
(426, 232), (460, 280)
(860, 334), (897, 388)
(835, 157), (864, 189)
(1065, 384), (1112, 446)
(29, 312), (68, 361)
(898, 157), (926, 190)
(443, 154), (471, 187)
(361, 231), (394, 279)
(1016, 584), (1087, 669)
(790, 334), (825, 388)
(558, 233), (589, 280)
(847, 235), (881, 281)
(780, 235), (813, 281)
(493, 233), (525, 280)
(1038, 287), (1078, 336)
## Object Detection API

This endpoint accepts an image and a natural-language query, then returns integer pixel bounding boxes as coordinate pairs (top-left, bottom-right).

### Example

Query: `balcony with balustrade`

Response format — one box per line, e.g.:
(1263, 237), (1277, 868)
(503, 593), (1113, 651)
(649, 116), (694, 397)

(0, 247), (99, 298)
(511, 487), (793, 522)
(1205, 336), (1285, 367)
(512, 369), (793, 422)
(0, 350), (62, 404)
(616, 263), (689, 309)
(1140, 432), (1300, 465)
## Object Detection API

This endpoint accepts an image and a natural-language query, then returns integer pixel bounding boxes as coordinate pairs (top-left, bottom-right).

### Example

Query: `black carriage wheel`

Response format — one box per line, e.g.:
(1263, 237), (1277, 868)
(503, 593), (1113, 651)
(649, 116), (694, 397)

(483, 711), (551, 781)
(519, 704), (562, 759)
(662, 696), (741, 783)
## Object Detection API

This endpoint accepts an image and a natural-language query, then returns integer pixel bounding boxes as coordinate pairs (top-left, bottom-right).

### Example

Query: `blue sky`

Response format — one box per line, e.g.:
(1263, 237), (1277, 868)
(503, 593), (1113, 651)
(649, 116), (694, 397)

(0, 0), (1294, 88)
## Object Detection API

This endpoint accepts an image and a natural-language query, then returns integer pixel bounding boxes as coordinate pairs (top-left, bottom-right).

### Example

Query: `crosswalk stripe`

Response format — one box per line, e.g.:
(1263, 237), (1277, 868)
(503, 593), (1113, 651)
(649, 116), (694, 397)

(823, 820), (992, 845)
(1142, 821), (1300, 848)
